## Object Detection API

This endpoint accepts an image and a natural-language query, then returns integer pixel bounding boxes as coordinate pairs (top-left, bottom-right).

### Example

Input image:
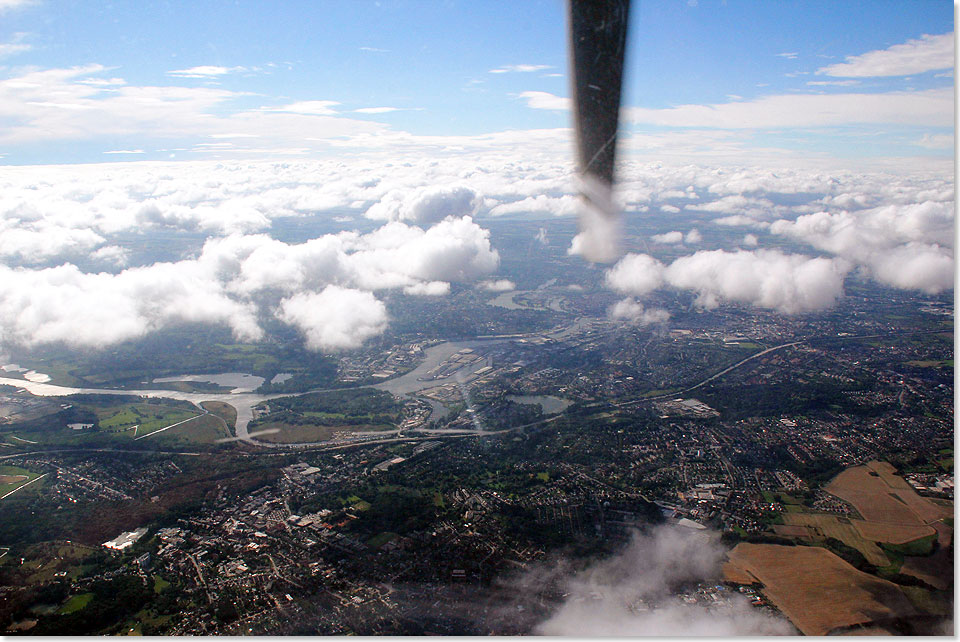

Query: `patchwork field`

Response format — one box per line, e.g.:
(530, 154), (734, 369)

(826, 461), (952, 526)
(780, 513), (889, 566)
(723, 543), (916, 635)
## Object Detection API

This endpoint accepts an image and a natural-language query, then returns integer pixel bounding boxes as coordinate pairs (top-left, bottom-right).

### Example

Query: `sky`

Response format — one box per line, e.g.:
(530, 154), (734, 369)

(0, 0), (954, 355)
(0, 0), (954, 166)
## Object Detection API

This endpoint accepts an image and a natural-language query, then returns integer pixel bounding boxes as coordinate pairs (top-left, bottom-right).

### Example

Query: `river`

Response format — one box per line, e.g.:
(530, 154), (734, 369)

(0, 338), (509, 447)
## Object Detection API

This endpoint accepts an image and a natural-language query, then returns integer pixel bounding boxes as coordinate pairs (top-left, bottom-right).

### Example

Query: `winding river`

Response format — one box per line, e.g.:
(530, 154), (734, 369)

(0, 338), (511, 448)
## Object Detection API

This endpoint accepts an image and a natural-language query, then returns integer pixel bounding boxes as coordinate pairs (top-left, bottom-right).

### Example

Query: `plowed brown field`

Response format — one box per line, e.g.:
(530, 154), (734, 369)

(723, 543), (916, 635)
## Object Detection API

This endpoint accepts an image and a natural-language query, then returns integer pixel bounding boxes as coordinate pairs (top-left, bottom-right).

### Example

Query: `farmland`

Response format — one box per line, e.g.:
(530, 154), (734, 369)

(723, 543), (917, 635)
(826, 461), (953, 526)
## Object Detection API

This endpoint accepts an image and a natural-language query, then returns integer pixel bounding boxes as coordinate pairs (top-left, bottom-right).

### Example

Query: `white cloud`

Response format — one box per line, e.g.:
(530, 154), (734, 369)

(623, 88), (953, 128)
(608, 298), (670, 326)
(91, 244), (130, 267)
(533, 526), (792, 636)
(743, 233), (759, 247)
(806, 80), (860, 86)
(366, 185), (481, 225)
(103, 149), (144, 154)
(519, 87), (952, 128)
(488, 194), (579, 217)
(262, 100), (340, 115)
(0, 262), (263, 349)
(665, 249), (849, 313)
(403, 280), (450, 296)
(278, 286), (388, 351)
(607, 250), (850, 314)
(0, 33), (30, 58)
(354, 106), (401, 114)
(0, 160), (507, 350)
(0, 66), (386, 149)
(915, 133), (953, 149)
(770, 201), (954, 294)
(605, 253), (666, 296)
(776, 52), (798, 59)
(0, 0), (34, 11)
(480, 279), (516, 292)
(684, 228), (702, 244)
(518, 90), (571, 110)
(817, 33), (954, 77)
(490, 64), (552, 74)
(651, 231), (683, 244)
(166, 65), (247, 78)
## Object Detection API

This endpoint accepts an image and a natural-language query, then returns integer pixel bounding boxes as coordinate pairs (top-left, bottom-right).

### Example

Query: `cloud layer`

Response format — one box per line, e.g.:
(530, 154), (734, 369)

(0, 156), (951, 351)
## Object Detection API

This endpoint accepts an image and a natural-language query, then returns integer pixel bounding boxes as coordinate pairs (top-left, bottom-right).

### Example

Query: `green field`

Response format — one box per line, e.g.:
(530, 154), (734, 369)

(200, 401), (237, 432)
(366, 531), (399, 548)
(0, 465), (41, 497)
(96, 403), (199, 437)
(252, 421), (395, 444)
(152, 575), (171, 594)
(58, 593), (93, 614)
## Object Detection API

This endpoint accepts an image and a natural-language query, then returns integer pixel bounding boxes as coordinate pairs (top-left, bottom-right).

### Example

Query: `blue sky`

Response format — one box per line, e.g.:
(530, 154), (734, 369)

(0, 0), (954, 165)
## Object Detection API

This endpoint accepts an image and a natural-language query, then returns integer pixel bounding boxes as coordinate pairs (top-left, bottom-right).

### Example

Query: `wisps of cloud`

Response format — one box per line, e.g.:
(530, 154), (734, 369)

(490, 64), (552, 74)
(0, 0), (35, 12)
(521, 88), (952, 128)
(523, 525), (793, 635)
(0, 32), (31, 58)
(353, 106), (401, 114)
(166, 65), (247, 78)
(817, 32), (954, 77)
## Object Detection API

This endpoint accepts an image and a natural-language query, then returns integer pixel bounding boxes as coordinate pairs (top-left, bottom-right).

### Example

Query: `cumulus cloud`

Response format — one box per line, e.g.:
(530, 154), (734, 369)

(278, 286), (388, 351)
(608, 298), (670, 326)
(0, 224), (105, 263)
(684, 228), (702, 244)
(607, 250), (849, 314)
(0, 158), (951, 352)
(488, 194), (579, 217)
(770, 201), (954, 293)
(817, 32), (954, 78)
(532, 525), (792, 636)
(605, 253), (666, 296)
(0, 205), (499, 350)
(742, 233), (759, 247)
(91, 245), (130, 267)
(665, 249), (849, 313)
(651, 231), (683, 244)
(366, 185), (481, 225)
(0, 262), (263, 349)
(534, 227), (548, 245)
(518, 90), (572, 111)
(480, 279), (516, 292)
(403, 280), (450, 296)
